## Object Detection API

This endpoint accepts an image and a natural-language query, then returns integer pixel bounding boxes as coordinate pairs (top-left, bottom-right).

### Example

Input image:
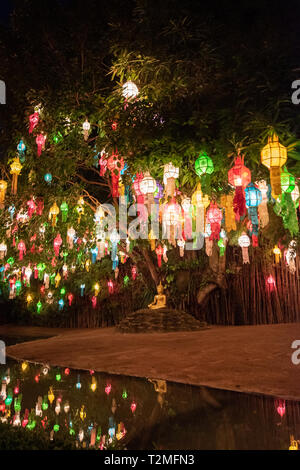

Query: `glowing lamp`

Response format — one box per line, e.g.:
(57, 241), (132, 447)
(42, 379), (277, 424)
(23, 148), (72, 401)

(130, 401), (137, 413)
(281, 168), (295, 193)
(261, 134), (287, 198)
(49, 202), (60, 227)
(105, 384), (112, 395)
(122, 81), (139, 100)
(37, 301), (42, 313)
(21, 362), (28, 372)
(0, 242), (7, 259)
(273, 245), (281, 264)
(36, 133), (46, 157)
(195, 151), (214, 176)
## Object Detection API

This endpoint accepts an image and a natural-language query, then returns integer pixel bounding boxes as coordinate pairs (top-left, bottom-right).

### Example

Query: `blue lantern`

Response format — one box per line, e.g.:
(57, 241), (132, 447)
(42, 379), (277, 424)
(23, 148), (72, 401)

(44, 173), (52, 184)
(245, 183), (262, 244)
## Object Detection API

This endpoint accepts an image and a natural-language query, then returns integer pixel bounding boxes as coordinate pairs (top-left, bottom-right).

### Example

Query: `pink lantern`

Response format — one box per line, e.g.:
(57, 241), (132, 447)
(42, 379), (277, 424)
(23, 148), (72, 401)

(228, 155), (251, 221)
(267, 275), (276, 292)
(36, 134), (46, 157)
(105, 384), (112, 395)
(36, 198), (44, 216)
(275, 399), (286, 418)
(99, 151), (107, 176)
(17, 240), (26, 260)
(91, 296), (97, 308)
(29, 112), (39, 134)
(27, 198), (37, 218)
(206, 202), (223, 240)
(53, 233), (62, 257)
(130, 401), (137, 413)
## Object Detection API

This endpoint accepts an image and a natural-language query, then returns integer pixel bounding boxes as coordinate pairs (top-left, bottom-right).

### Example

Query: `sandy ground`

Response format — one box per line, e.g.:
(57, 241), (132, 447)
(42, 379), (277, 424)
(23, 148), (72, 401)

(2, 323), (300, 399)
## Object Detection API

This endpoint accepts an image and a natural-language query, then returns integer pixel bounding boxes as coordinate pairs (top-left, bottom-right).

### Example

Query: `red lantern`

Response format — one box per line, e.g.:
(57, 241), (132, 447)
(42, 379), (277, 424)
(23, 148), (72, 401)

(107, 280), (114, 294)
(36, 198), (44, 216)
(267, 275), (276, 292)
(228, 155), (251, 221)
(206, 203), (223, 240)
(29, 112), (39, 134)
(275, 399), (285, 418)
(99, 151), (107, 176)
(107, 153), (124, 197)
(67, 293), (74, 306)
(91, 296), (97, 308)
(131, 265), (137, 280)
(130, 401), (137, 413)
(105, 384), (112, 395)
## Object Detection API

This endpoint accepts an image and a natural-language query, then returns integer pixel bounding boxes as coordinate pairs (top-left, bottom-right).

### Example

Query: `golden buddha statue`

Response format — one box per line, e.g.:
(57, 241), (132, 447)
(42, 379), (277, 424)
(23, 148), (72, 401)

(148, 282), (167, 309)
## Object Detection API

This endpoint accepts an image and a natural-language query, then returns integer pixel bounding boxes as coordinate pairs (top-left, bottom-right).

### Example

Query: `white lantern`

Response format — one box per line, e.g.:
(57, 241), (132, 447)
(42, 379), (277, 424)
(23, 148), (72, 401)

(67, 227), (76, 249)
(177, 239), (185, 257)
(286, 240), (297, 274)
(0, 242), (7, 259)
(82, 119), (90, 141)
(122, 81), (139, 100)
(140, 172), (157, 195)
(291, 184), (299, 207)
(238, 232), (250, 264)
(94, 205), (105, 224)
(140, 171), (157, 213)
(163, 162), (179, 198)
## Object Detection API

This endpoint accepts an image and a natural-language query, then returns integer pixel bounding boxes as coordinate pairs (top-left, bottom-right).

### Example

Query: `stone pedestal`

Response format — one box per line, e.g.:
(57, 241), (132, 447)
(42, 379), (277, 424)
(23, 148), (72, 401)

(117, 308), (209, 333)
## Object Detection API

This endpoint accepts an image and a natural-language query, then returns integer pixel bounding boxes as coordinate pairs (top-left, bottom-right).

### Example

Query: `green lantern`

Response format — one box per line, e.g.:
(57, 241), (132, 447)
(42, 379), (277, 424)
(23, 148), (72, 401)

(15, 280), (22, 295)
(60, 201), (69, 222)
(195, 151), (214, 176)
(281, 168), (295, 193)
(37, 301), (42, 314)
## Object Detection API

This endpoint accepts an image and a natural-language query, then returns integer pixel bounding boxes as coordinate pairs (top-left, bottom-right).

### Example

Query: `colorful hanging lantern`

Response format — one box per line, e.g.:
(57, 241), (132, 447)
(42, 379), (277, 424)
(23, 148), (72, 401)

(238, 232), (250, 264)
(191, 183), (210, 234)
(181, 196), (192, 239)
(195, 151), (214, 176)
(281, 168), (295, 193)
(255, 180), (269, 228)
(177, 239), (185, 257)
(206, 202), (223, 241)
(27, 198), (37, 218)
(122, 81), (139, 100)
(228, 155), (251, 221)
(67, 227), (76, 249)
(291, 184), (299, 208)
(220, 194), (236, 232)
(163, 198), (181, 246)
(60, 202), (68, 222)
(10, 158), (22, 195)
(163, 162), (179, 198)
(53, 233), (62, 257)
(273, 245), (281, 264)
(244, 183), (262, 246)
(0, 180), (7, 207)
(107, 280), (114, 294)
(131, 265), (137, 280)
(140, 171), (157, 212)
(107, 153), (124, 198)
(29, 112), (39, 134)
(36, 133), (46, 157)
(261, 134), (287, 199)
(266, 274), (276, 292)
(36, 301), (42, 314)
(285, 240), (297, 274)
(0, 242), (7, 259)
(82, 119), (90, 141)
(17, 240), (26, 260)
(49, 202), (60, 226)
(44, 173), (52, 184)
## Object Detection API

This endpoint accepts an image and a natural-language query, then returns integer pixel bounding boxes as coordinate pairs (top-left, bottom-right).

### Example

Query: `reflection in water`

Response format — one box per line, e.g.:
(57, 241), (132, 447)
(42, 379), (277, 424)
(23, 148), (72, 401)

(0, 358), (299, 450)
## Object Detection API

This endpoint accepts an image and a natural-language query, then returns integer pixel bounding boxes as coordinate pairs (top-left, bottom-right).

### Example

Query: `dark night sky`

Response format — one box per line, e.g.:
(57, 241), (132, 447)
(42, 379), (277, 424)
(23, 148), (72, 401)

(0, 0), (13, 24)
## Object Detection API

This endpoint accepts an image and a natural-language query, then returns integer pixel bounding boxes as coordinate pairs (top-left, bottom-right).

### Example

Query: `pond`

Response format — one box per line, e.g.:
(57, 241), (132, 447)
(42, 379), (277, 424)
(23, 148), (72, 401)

(0, 337), (299, 450)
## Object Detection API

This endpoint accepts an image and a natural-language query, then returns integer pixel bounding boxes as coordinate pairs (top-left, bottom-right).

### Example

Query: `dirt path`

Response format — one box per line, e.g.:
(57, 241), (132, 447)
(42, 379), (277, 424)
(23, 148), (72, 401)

(3, 323), (300, 399)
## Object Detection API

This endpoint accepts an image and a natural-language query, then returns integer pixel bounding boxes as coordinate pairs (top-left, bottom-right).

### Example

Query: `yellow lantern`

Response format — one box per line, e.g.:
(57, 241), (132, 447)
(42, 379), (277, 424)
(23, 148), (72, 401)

(289, 436), (298, 450)
(48, 387), (55, 404)
(26, 293), (33, 305)
(0, 180), (7, 207)
(148, 229), (156, 251)
(220, 194), (236, 232)
(55, 272), (61, 288)
(79, 405), (86, 421)
(49, 202), (60, 227)
(261, 134), (287, 199)
(10, 158), (22, 195)
(76, 197), (85, 223)
(94, 282), (100, 296)
(21, 361), (28, 372)
(273, 245), (281, 264)
(191, 183), (210, 233)
(90, 377), (97, 392)
(163, 162), (179, 198)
